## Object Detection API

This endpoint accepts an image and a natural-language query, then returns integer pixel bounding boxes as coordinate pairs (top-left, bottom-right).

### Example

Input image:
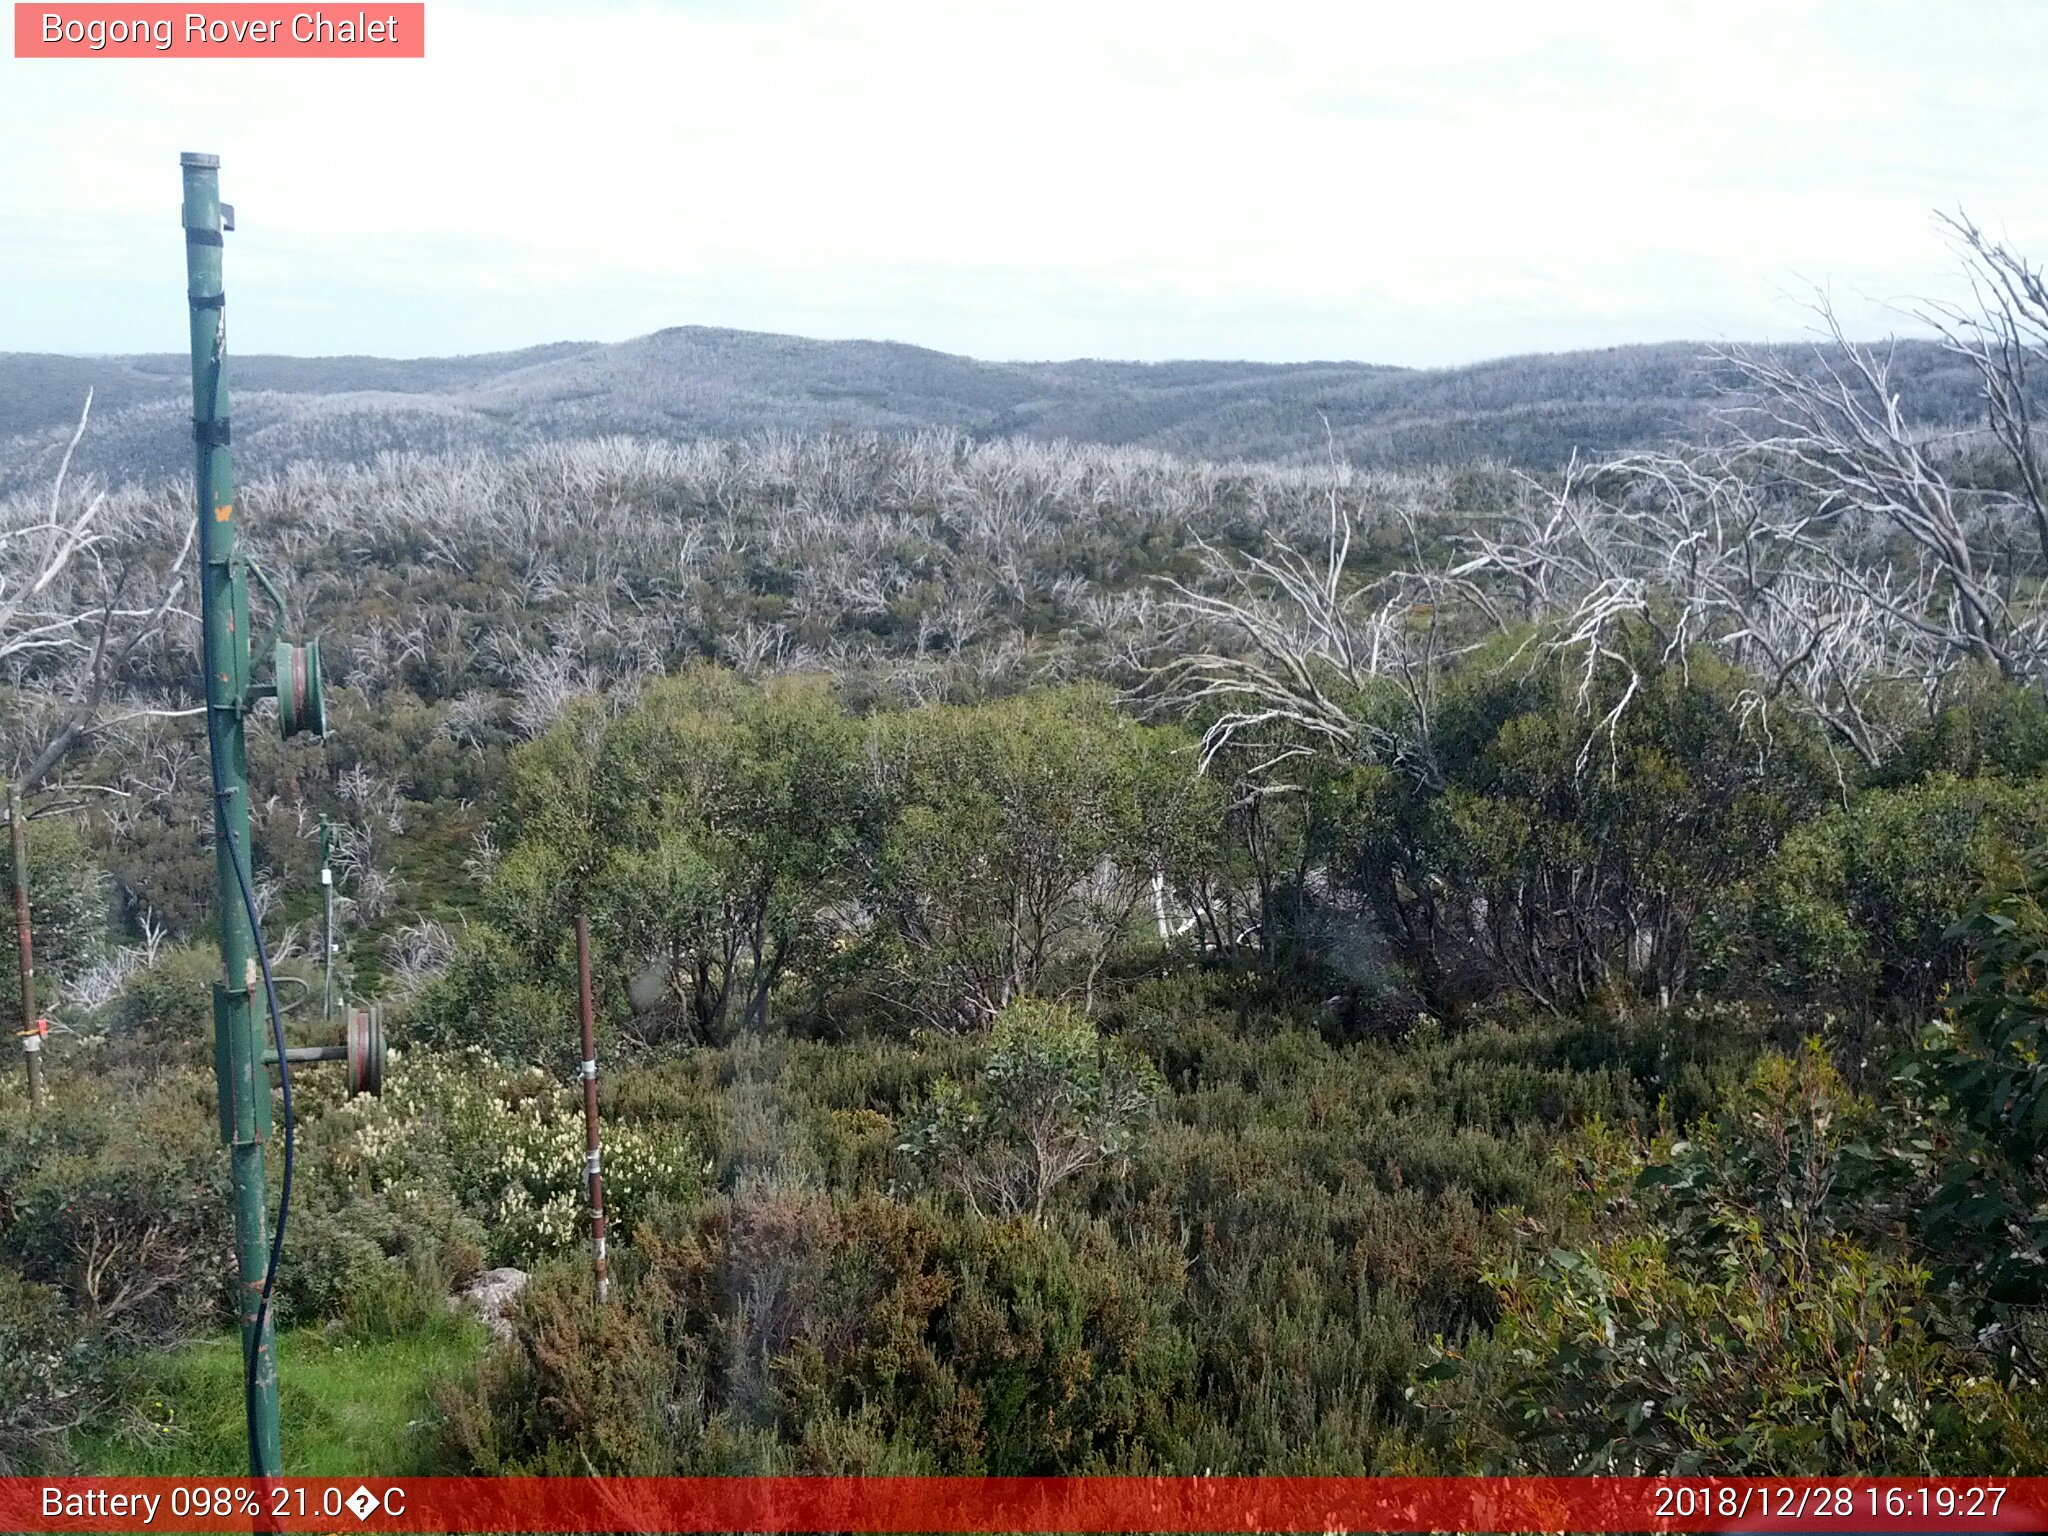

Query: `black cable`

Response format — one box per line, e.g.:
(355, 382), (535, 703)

(222, 807), (295, 1471)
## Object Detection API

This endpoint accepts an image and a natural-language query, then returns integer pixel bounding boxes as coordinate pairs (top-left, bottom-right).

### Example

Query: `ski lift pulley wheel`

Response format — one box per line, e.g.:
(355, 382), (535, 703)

(345, 1006), (385, 1097)
(274, 637), (326, 738)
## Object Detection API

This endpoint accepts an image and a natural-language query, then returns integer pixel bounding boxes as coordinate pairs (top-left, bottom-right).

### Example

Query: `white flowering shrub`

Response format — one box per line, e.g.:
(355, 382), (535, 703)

(326, 1045), (701, 1266)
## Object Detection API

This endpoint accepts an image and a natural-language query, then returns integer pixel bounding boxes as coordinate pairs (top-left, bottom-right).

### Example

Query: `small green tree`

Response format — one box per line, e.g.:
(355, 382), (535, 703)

(448, 667), (868, 1050)
(590, 669), (865, 1042)
(898, 999), (1162, 1224)
(865, 687), (1213, 1028)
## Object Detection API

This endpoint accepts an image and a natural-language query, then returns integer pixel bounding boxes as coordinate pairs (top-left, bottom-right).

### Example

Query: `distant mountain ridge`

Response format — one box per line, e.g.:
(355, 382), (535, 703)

(0, 325), (1990, 493)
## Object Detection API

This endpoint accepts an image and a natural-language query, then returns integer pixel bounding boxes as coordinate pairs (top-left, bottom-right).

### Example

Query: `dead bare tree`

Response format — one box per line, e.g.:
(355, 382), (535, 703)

(382, 916), (457, 998)
(1718, 324), (2048, 690)
(1443, 227), (2048, 771)
(1157, 462), (1457, 791)
(1448, 450), (1921, 770)
(1, 393), (200, 796)
(1923, 213), (2048, 561)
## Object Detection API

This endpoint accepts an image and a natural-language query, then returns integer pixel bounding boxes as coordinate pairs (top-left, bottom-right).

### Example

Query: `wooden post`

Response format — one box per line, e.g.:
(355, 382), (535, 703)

(575, 913), (609, 1303)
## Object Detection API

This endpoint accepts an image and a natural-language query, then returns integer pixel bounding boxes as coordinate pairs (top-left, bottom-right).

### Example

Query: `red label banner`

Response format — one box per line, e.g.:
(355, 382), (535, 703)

(1, 1476), (2043, 1533)
(13, 4), (425, 57)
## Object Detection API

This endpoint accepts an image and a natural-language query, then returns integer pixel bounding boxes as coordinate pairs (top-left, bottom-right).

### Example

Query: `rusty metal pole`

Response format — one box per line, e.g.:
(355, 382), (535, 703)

(575, 913), (610, 1303)
(319, 816), (334, 1024)
(10, 787), (44, 1105)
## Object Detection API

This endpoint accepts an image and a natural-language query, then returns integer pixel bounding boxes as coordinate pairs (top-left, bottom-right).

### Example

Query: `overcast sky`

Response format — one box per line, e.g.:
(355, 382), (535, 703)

(2, 0), (2043, 365)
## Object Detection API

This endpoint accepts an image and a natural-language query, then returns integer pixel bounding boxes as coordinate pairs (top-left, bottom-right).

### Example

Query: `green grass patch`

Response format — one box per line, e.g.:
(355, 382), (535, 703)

(75, 1317), (488, 1476)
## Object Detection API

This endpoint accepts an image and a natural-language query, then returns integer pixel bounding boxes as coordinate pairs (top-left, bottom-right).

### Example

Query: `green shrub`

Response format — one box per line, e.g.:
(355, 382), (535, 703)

(429, 676), (1222, 1053)
(0, 1271), (99, 1474)
(1326, 632), (1832, 1010)
(1903, 853), (2048, 1313)
(103, 945), (217, 1049)
(439, 1184), (1197, 1476)
(1422, 1048), (2044, 1472)
(935, 1214), (1196, 1472)
(0, 1064), (228, 1351)
(435, 1260), (675, 1475)
(898, 999), (1163, 1223)
(1718, 774), (2048, 1015)
(1878, 667), (2048, 783)
(408, 925), (568, 1065)
(430, 985), (1683, 1477)
(280, 1185), (483, 1340)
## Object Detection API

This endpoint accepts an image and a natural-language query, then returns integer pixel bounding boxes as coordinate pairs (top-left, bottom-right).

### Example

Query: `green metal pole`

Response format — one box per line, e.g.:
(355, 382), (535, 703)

(182, 150), (282, 1479)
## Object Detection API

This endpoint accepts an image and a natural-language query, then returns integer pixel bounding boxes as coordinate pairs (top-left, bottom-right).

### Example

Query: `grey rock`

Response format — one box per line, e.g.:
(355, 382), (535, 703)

(453, 1266), (528, 1342)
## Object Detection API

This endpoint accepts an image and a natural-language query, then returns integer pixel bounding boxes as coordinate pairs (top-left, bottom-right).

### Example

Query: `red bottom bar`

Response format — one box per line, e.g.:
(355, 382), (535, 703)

(5, 1476), (2044, 1534)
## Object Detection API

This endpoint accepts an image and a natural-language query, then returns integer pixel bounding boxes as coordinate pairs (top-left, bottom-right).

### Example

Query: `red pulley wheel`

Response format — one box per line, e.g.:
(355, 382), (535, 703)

(345, 1006), (384, 1097)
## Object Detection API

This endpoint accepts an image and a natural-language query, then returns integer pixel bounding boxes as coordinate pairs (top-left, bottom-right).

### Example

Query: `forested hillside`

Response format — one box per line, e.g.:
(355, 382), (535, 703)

(0, 328), (1998, 494)
(8, 235), (2048, 1479)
